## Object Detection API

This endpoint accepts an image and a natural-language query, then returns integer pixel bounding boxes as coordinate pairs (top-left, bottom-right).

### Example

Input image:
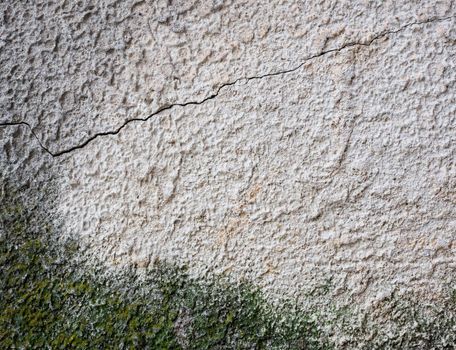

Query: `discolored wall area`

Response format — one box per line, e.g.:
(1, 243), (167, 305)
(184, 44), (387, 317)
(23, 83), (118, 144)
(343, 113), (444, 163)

(1, 0), (456, 335)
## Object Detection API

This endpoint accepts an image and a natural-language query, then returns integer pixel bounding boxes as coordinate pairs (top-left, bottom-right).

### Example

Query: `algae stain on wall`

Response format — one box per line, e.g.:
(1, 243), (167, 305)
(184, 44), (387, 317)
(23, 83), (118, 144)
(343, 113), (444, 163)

(0, 175), (331, 349)
(1, 173), (455, 348)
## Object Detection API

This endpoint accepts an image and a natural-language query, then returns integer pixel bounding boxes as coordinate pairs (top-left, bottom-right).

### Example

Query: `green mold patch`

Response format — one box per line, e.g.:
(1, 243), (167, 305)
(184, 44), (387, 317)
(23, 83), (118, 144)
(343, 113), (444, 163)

(0, 178), (330, 349)
(1, 175), (455, 349)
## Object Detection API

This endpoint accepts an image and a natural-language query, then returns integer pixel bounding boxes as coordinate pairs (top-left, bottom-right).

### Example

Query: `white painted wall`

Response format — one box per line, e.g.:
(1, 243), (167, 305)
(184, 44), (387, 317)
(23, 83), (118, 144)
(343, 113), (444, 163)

(1, 1), (455, 308)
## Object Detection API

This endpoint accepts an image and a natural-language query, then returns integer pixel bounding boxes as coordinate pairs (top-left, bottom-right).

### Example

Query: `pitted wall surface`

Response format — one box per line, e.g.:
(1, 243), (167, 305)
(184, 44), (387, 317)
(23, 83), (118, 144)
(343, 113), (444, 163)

(1, 1), (455, 309)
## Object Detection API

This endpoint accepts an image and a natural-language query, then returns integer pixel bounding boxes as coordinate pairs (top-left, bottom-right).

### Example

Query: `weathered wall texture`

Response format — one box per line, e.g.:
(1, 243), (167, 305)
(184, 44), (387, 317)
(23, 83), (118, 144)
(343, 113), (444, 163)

(1, 0), (455, 310)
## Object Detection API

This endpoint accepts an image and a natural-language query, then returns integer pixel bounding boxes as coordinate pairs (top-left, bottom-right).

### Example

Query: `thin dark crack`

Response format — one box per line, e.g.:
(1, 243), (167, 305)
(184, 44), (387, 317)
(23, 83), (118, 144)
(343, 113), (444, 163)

(1, 15), (454, 158)
(0, 121), (55, 157)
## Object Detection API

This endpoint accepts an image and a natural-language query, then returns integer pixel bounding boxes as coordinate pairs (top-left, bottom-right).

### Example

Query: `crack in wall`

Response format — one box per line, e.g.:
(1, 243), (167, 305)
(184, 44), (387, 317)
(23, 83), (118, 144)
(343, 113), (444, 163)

(1, 15), (454, 158)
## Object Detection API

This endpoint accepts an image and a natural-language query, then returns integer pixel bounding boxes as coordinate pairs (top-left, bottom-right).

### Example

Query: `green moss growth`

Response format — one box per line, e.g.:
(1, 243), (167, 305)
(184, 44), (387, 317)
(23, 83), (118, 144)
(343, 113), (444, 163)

(1, 176), (455, 349)
(0, 178), (329, 349)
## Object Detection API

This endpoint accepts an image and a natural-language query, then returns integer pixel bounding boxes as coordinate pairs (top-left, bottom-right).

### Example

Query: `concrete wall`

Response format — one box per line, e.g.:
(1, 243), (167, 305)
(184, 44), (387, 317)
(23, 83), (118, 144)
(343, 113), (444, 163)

(1, 0), (455, 311)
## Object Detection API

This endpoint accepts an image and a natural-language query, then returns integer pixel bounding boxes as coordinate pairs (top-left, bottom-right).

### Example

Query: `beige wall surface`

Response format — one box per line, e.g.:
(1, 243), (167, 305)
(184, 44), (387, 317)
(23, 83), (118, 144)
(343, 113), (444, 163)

(1, 0), (455, 317)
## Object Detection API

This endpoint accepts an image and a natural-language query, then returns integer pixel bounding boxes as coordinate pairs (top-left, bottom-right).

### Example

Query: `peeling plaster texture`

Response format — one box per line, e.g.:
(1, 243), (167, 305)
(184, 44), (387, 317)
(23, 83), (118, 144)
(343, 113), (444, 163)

(1, 1), (456, 307)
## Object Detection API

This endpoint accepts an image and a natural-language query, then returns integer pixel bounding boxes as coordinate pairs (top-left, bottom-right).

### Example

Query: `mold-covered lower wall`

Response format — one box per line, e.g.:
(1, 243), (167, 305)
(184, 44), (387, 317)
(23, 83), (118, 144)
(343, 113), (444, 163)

(1, 1), (455, 348)
(1, 175), (455, 348)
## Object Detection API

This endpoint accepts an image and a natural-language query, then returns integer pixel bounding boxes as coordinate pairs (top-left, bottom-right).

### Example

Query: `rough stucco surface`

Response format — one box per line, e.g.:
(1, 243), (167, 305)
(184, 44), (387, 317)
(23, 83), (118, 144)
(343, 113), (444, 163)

(1, 0), (455, 152)
(1, 0), (456, 314)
